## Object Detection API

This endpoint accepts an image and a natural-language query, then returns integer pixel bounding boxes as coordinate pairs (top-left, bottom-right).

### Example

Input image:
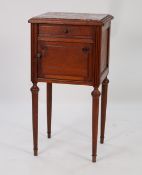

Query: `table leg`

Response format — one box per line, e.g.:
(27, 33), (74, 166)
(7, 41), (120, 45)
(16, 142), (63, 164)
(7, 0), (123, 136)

(91, 87), (100, 162)
(47, 83), (52, 138)
(31, 83), (39, 156)
(100, 77), (109, 144)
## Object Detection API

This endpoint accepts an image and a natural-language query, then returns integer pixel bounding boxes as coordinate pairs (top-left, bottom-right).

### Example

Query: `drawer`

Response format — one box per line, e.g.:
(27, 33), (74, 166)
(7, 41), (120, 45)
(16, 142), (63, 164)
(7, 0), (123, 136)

(37, 41), (93, 82)
(38, 24), (93, 38)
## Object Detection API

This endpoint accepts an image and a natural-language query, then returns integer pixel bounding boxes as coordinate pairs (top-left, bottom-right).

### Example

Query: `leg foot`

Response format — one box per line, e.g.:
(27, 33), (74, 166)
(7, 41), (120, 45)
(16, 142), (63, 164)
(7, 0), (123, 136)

(47, 132), (51, 138)
(34, 149), (38, 156)
(100, 137), (104, 144)
(100, 78), (109, 144)
(92, 156), (96, 162)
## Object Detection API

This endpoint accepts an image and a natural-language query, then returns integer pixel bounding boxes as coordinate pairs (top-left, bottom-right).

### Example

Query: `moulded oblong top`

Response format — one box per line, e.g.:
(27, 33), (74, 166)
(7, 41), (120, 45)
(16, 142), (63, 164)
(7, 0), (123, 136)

(28, 12), (114, 25)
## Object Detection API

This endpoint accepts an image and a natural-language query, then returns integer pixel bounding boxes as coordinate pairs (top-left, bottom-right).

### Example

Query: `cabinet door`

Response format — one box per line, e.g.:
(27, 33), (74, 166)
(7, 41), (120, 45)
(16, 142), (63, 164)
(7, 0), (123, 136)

(37, 41), (93, 82)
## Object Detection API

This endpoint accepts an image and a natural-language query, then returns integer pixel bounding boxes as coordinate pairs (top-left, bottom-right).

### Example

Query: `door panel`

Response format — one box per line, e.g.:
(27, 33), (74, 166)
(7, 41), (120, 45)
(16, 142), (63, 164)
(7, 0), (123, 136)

(37, 41), (93, 82)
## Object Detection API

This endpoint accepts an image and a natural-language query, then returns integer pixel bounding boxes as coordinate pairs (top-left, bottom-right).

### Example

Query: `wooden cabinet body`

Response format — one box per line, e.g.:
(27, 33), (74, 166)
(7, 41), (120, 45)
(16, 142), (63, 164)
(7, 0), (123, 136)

(29, 12), (113, 162)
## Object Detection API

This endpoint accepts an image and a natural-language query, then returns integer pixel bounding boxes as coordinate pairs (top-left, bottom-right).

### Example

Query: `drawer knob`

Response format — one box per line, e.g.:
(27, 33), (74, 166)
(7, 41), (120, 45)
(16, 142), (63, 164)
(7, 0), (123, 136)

(82, 47), (89, 53)
(64, 28), (69, 34)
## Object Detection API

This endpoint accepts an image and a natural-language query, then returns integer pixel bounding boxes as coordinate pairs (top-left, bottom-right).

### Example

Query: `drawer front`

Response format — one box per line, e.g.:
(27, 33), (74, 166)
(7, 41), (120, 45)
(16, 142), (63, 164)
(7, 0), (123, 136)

(38, 24), (93, 38)
(37, 41), (93, 82)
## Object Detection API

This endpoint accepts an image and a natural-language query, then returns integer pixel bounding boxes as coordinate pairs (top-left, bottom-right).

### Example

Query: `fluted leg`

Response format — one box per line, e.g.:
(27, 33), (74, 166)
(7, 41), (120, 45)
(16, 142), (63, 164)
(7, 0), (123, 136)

(47, 83), (52, 138)
(31, 83), (39, 156)
(100, 77), (109, 144)
(91, 87), (100, 162)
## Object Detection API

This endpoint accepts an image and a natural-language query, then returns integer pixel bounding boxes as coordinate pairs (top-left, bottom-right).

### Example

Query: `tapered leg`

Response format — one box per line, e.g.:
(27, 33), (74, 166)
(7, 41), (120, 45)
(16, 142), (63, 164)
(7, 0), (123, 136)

(91, 87), (100, 162)
(31, 83), (39, 156)
(100, 78), (109, 144)
(47, 83), (52, 138)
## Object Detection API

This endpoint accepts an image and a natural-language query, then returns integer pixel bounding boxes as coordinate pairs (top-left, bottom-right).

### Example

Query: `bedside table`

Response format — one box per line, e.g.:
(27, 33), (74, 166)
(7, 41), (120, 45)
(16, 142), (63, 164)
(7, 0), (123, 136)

(28, 12), (113, 162)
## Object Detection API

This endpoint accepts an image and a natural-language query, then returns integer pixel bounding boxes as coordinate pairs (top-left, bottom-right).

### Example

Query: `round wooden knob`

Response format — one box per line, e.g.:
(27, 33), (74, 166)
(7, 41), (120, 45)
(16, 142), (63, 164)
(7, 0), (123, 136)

(64, 28), (69, 34)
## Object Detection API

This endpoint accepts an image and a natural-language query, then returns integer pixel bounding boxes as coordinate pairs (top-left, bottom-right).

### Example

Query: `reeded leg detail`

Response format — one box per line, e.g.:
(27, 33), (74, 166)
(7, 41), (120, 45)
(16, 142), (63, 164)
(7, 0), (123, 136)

(47, 83), (52, 138)
(31, 83), (39, 156)
(100, 78), (109, 144)
(91, 88), (100, 162)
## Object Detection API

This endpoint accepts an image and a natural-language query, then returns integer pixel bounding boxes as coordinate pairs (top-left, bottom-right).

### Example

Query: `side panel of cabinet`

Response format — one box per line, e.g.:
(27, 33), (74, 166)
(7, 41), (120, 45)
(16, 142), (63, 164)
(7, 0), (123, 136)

(100, 25), (110, 74)
(37, 41), (93, 83)
(100, 22), (111, 83)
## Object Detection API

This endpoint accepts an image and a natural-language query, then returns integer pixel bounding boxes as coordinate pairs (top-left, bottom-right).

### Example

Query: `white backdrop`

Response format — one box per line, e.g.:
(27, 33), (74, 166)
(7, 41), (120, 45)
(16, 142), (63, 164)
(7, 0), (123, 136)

(0, 0), (142, 175)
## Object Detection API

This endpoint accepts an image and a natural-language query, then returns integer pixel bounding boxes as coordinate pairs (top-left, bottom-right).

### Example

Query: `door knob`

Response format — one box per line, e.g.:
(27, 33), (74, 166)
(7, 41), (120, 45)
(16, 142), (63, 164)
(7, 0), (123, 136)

(36, 53), (41, 59)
